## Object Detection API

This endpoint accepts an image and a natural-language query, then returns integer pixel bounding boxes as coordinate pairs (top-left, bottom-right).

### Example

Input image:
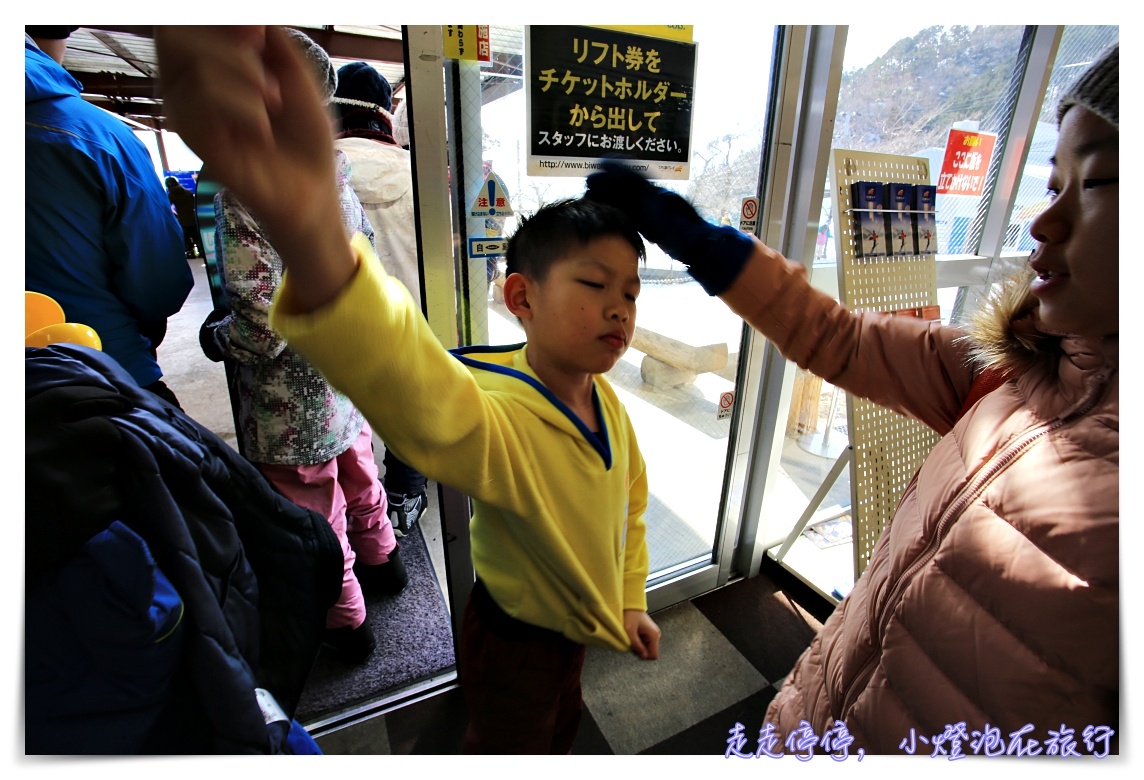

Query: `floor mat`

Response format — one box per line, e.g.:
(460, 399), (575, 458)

(295, 525), (455, 723)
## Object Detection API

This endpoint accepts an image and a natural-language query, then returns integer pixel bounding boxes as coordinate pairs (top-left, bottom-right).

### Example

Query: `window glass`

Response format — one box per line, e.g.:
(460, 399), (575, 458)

(1003, 26), (1119, 254)
(783, 24), (1028, 599)
(827, 25), (1026, 262)
(474, 25), (773, 584)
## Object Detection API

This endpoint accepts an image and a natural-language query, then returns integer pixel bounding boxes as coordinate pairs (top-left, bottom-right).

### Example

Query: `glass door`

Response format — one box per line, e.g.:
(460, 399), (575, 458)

(753, 23), (1118, 605)
(408, 24), (779, 615)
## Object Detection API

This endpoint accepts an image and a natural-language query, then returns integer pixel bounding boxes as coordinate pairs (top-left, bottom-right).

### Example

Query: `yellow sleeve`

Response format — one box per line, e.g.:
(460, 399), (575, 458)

(622, 407), (649, 608)
(622, 436), (650, 612)
(269, 234), (533, 508)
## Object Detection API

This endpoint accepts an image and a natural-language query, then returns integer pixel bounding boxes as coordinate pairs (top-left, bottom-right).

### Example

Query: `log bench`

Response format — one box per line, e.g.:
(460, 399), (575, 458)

(493, 275), (728, 389)
(631, 327), (727, 389)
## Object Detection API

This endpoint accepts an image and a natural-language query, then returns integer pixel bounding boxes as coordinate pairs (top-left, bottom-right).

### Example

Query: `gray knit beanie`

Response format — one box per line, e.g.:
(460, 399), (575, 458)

(1057, 44), (1118, 129)
(284, 28), (337, 104)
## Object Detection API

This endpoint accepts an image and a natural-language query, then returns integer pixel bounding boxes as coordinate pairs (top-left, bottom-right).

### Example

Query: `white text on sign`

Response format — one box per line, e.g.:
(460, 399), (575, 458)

(469, 238), (507, 258)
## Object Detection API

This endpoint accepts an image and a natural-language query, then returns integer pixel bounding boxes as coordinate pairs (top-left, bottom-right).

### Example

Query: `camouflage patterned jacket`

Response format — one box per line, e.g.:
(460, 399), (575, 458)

(212, 150), (377, 465)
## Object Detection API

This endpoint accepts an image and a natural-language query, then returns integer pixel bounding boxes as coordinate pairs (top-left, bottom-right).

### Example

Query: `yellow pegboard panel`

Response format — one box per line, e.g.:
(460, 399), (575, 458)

(829, 148), (942, 579)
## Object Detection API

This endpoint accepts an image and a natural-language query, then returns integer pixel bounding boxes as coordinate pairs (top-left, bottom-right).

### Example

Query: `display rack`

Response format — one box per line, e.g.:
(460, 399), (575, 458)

(829, 148), (943, 579)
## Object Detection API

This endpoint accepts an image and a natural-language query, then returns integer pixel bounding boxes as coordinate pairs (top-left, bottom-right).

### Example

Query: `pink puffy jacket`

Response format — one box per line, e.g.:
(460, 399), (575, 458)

(726, 243), (1118, 755)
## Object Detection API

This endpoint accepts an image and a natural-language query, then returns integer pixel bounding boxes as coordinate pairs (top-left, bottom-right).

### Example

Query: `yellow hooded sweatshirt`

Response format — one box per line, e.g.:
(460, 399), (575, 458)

(271, 234), (649, 651)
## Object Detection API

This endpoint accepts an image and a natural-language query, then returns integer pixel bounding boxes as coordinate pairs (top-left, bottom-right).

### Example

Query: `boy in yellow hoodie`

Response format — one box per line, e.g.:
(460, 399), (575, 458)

(155, 25), (661, 753)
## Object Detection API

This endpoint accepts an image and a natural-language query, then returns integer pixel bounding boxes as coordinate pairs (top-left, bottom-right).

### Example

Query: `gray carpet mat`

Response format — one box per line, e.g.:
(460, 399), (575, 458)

(295, 525), (456, 723)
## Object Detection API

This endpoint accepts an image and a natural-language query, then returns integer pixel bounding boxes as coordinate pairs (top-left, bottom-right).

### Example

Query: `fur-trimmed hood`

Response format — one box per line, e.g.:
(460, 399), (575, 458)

(960, 266), (1058, 376)
(960, 265), (1118, 422)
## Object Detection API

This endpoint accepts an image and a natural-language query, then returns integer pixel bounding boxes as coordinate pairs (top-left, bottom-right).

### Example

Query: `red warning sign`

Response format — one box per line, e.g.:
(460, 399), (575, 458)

(718, 391), (735, 419)
(937, 129), (997, 197)
(739, 197), (759, 234)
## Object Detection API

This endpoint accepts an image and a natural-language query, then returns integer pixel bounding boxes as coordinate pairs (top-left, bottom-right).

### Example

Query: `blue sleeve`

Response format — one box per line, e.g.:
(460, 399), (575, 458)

(102, 135), (194, 322)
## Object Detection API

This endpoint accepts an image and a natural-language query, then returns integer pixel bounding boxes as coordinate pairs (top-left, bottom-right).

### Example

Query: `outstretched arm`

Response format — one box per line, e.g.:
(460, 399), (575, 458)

(208, 191), (290, 364)
(585, 164), (974, 433)
(155, 25), (354, 312)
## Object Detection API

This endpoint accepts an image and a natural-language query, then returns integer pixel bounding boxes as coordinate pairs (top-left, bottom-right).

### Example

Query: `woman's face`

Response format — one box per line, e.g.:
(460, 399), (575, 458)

(1028, 106), (1119, 339)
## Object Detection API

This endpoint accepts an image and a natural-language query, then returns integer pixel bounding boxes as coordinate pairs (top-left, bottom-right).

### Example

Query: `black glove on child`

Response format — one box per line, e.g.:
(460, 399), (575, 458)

(585, 160), (755, 296)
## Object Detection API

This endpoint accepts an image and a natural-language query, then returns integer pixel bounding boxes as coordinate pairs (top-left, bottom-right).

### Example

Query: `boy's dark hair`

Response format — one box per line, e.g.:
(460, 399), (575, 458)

(505, 198), (645, 280)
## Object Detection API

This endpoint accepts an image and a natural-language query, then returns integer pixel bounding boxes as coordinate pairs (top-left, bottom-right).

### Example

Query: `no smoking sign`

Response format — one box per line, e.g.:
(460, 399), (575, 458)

(739, 197), (759, 235)
(718, 391), (735, 420)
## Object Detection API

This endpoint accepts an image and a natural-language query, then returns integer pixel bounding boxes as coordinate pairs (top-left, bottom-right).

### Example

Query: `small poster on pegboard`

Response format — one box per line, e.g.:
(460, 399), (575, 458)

(886, 183), (915, 257)
(850, 181), (887, 258)
(914, 184), (937, 255)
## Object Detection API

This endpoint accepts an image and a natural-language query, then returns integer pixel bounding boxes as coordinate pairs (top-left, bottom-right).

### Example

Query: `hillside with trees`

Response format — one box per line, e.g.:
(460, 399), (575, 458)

(833, 25), (1022, 155)
(686, 24), (1117, 223)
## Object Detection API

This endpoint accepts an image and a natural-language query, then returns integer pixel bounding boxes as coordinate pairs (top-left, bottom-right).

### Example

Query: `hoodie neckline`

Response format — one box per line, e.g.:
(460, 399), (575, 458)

(450, 342), (614, 468)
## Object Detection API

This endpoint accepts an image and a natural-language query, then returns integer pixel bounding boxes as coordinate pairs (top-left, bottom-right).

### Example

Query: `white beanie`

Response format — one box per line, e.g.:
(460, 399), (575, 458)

(1057, 44), (1118, 130)
(392, 98), (410, 148)
(283, 28), (337, 104)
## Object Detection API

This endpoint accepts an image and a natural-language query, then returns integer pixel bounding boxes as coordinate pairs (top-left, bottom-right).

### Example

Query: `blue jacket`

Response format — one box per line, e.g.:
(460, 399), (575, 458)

(25, 37), (193, 386)
(25, 344), (344, 753)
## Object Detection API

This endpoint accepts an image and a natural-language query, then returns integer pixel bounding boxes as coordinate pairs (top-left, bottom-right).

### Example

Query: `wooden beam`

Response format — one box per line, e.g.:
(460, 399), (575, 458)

(71, 26), (408, 127)
(82, 96), (162, 115)
(294, 27), (405, 64)
(84, 25), (405, 65)
(90, 30), (157, 77)
(76, 72), (156, 99)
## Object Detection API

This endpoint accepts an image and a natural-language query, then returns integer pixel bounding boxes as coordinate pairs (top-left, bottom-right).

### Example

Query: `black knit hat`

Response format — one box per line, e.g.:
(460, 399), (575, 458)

(26, 26), (79, 40)
(1057, 44), (1118, 130)
(335, 61), (393, 112)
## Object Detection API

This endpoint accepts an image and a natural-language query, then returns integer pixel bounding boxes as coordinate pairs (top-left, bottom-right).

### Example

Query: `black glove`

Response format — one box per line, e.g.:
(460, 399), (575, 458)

(198, 307), (231, 363)
(585, 160), (755, 295)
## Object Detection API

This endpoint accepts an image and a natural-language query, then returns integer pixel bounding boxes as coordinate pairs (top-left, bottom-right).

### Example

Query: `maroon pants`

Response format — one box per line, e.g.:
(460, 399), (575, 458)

(459, 581), (587, 754)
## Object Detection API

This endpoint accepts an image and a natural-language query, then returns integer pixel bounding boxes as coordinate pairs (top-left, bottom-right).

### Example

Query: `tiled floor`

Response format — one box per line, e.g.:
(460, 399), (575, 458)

(314, 556), (834, 755)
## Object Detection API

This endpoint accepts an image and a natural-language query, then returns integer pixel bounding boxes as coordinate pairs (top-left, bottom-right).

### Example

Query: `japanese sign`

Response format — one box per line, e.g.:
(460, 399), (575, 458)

(718, 391), (735, 420)
(936, 129), (997, 196)
(468, 238), (507, 258)
(739, 197), (759, 234)
(443, 26), (491, 62)
(469, 170), (514, 217)
(525, 25), (697, 180)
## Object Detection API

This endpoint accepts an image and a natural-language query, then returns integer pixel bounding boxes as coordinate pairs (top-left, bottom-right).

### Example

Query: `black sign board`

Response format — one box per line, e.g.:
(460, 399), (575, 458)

(526, 25), (697, 179)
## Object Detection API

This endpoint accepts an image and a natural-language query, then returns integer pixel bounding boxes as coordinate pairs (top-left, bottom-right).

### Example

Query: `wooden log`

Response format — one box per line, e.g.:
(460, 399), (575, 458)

(631, 326), (727, 374)
(716, 352), (739, 383)
(786, 367), (823, 436)
(640, 355), (697, 388)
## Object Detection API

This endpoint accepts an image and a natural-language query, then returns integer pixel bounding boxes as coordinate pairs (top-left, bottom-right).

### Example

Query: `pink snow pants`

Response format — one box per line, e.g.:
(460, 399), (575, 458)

(259, 422), (396, 630)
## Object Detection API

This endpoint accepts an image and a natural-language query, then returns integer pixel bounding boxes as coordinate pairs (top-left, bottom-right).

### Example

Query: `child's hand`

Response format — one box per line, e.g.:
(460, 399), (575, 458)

(156, 26), (357, 312)
(623, 609), (661, 660)
(156, 27), (334, 237)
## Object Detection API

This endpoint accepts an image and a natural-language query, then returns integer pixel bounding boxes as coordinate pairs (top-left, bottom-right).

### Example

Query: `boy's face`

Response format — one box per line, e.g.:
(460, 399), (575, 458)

(521, 234), (641, 376)
(1028, 107), (1118, 338)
